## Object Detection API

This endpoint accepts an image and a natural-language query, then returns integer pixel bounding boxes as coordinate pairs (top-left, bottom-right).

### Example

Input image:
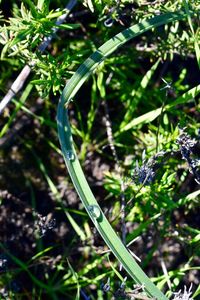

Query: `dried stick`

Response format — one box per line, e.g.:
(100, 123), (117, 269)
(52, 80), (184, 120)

(0, 0), (77, 115)
(103, 73), (126, 246)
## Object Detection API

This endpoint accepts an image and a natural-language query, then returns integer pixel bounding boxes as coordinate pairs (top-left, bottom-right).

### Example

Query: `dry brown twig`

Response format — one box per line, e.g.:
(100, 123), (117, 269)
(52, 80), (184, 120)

(104, 72), (126, 247)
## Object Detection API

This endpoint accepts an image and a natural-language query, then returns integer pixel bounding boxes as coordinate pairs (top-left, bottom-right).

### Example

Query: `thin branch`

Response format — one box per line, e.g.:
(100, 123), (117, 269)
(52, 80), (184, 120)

(103, 74), (126, 245)
(0, 0), (77, 115)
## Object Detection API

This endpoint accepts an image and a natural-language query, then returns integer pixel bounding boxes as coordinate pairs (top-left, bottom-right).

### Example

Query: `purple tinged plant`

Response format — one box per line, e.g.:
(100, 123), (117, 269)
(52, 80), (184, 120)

(176, 127), (200, 184)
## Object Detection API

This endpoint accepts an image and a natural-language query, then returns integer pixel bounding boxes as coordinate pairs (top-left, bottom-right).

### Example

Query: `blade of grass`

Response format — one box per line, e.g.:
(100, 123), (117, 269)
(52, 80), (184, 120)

(96, 83), (200, 150)
(183, 0), (200, 69)
(65, 211), (87, 241)
(193, 285), (200, 298)
(0, 243), (55, 292)
(30, 147), (87, 242)
(166, 84), (200, 108)
(30, 246), (55, 262)
(67, 259), (80, 300)
(114, 84), (200, 137)
(120, 58), (161, 130)
(11, 98), (57, 128)
(0, 84), (33, 138)
(57, 10), (196, 300)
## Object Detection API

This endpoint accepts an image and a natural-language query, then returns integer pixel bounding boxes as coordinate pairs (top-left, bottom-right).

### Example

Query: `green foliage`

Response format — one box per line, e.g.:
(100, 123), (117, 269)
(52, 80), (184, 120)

(0, 0), (200, 299)
(2, 1), (79, 49)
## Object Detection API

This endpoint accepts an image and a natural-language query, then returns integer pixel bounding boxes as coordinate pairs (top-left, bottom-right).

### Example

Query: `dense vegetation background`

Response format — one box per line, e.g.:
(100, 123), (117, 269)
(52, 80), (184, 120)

(0, 1), (199, 299)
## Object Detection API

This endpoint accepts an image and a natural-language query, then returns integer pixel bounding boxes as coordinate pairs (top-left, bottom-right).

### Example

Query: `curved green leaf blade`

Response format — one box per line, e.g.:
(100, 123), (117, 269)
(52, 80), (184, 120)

(57, 10), (193, 299)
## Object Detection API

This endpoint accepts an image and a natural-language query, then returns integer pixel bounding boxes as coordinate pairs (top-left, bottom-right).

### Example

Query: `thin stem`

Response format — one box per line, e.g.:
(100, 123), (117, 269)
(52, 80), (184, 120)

(103, 99), (126, 245)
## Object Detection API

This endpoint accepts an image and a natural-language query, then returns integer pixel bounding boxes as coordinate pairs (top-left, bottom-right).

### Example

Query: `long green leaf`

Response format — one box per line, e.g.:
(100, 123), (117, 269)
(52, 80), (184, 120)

(183, 0), (200, 69)
(57, 10), (193, 299)
(115, 84), (200, 135)
(120, 58), (161, 130)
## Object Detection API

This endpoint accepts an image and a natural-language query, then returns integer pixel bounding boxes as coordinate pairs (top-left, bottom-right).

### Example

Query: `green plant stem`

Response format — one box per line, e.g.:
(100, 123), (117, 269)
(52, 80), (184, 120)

(57, 10), (196, 299)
